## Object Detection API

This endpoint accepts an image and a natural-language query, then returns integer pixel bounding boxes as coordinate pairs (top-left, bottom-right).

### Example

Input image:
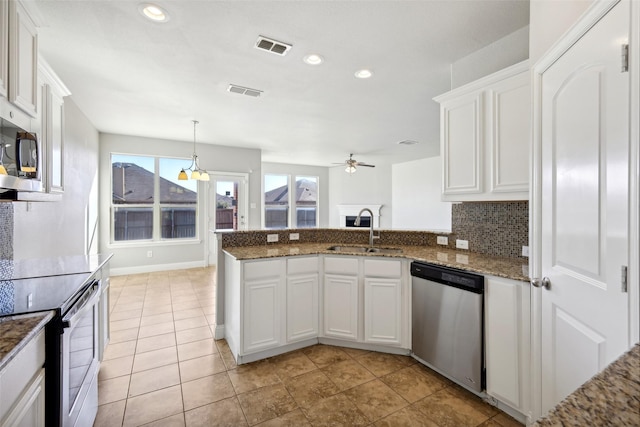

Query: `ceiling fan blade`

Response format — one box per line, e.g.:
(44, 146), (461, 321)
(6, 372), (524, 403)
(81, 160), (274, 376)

(356, 162), (375, 167)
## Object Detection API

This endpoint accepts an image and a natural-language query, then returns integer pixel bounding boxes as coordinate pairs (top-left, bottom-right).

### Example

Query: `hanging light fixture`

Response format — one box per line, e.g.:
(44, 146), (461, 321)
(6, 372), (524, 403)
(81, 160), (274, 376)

(178, 120), (210, 181)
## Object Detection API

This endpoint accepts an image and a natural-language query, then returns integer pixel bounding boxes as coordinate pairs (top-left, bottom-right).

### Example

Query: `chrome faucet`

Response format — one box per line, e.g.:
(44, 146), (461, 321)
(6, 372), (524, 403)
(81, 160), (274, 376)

(354, 208), (379, 247)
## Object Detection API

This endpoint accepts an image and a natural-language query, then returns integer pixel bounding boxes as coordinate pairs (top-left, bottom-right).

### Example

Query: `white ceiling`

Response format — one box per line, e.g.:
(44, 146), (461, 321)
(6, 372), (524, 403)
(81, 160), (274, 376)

(32, 0), (529, 167)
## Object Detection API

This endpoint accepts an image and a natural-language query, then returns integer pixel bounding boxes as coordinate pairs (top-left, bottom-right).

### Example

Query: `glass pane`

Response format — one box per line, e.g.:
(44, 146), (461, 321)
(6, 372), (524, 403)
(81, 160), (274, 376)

(216, 181), (237, 231)
(295, 176), (317, 228)
(265, 174), (288, 229)
(161, 207), (196, 239)
(68, 305), (95, 408)
(113, 207), (153, 241)
(112, 154), (155, 204)
(159, 158), (197, 204)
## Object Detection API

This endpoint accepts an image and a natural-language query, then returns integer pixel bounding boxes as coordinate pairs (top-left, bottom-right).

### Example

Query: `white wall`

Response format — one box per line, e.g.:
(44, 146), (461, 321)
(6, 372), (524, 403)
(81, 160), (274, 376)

(328, 163), (393, 228)
(392, 157), (452, 231)
(13, 99), (99, 259)
(262, 162), (330, 228)
(529, 0), (594, 63)
(99, 133), (262, 273)
(451, 25), (530, 89)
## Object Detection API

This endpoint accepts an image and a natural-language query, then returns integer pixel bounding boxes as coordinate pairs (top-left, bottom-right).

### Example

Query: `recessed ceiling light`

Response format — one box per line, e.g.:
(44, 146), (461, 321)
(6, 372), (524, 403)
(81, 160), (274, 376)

(303, 54), (324, 65)
(354, 69), (373, 79)
(139, 3), (170, 22)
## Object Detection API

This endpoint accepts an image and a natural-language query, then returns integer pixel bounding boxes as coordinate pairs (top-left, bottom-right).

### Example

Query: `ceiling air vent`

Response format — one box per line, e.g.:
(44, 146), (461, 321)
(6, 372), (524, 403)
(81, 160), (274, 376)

(255, 35), (292, 56)
(227, 84), (263, 98)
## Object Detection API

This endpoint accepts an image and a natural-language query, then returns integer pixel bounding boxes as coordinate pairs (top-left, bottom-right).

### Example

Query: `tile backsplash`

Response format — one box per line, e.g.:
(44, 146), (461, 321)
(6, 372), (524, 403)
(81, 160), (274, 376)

(0, 203), (13, 260)
(451, 201), (528, 258)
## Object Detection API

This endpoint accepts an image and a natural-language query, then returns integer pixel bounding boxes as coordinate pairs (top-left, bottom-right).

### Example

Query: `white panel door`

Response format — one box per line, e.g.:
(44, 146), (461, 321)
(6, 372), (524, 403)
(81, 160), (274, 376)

(8, 0), (37, 117)
(364, 278), (401, 345)
(539, 0), (630, 414)
(0, 0), (8, 98)
(287, 274), (319, 342)
(323, 274), (358, 341)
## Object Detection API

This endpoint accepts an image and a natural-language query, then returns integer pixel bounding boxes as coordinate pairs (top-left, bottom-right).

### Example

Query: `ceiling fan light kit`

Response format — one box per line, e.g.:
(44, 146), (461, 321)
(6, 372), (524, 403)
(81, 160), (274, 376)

(335, 153), (375, 174)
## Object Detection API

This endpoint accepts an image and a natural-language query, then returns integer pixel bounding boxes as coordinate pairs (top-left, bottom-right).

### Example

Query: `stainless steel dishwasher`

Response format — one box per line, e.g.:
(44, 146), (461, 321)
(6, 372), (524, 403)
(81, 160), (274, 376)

(411, 261), (485, 393)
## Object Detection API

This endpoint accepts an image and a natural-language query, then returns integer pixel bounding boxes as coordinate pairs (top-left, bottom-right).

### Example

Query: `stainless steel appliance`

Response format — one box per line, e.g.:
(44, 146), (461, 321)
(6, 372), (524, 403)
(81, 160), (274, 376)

(411, 261), (485, 393)
(0, 254), (112, 427)
(0, 116), (43, 194)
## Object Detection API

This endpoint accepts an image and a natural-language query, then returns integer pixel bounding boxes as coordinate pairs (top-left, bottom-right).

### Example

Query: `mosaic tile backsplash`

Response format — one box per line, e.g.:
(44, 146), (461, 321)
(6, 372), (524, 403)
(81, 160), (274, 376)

(221, 201), (528, 260)
(0, 203), (14, 314)
(451, 201), (528, 258)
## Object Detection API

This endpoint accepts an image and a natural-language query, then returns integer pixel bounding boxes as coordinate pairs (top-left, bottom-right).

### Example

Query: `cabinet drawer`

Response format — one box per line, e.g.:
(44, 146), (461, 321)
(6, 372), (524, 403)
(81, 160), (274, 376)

(243, 259), (283, 281)
(364, 259), (402, 277)
(287, 257), (318, 275)
(324, 257), (358, 275)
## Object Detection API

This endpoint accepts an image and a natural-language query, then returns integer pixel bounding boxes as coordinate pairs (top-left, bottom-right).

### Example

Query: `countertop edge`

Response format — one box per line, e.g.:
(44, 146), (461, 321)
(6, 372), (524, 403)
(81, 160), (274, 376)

(222, 244), (529, 282)
(0, 311), (55, 371)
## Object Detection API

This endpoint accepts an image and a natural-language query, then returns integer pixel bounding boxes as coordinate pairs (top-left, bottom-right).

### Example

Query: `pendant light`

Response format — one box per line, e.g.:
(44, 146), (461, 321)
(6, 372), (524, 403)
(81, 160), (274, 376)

(178, 120), (210, 181)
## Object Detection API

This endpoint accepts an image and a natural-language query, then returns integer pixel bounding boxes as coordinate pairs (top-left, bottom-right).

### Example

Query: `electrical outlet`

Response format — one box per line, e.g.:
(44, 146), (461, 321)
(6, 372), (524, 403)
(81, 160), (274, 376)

(437, 236), (448, 245)
(147, 250), (153, 258)
(289, 233), (300, 241)
(456, 254), (469, 264)
(267, 234), (279, 243)
(456, 239), (469, 250)
(522, 246), (530, 257)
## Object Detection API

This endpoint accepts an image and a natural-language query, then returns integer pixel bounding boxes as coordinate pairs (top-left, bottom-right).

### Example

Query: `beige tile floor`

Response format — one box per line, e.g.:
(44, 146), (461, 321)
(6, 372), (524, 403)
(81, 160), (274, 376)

(94, 267), (522, 427)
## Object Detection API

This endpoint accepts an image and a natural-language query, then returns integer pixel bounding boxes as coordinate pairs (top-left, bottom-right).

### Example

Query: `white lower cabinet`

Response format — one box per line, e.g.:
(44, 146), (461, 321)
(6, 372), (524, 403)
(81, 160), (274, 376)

(0, 329), (46, 427)
(287, 257), (319, 343)
(323, 274), (359, 340)
(485, 275), (530, 416)
(364, 277), (402, 345)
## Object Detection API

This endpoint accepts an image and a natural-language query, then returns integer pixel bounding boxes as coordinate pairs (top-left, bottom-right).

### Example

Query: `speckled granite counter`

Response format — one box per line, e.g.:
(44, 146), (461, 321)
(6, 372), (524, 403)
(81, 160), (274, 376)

(223, 243), (529, 282)
(534, 343), (640, 426)
(0, 311), (53, 371)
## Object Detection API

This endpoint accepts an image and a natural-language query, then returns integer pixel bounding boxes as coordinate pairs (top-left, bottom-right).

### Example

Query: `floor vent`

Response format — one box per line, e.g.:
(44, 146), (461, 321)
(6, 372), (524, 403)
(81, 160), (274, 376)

(255, 35), (292, 56)
(227, 84), (263, 98)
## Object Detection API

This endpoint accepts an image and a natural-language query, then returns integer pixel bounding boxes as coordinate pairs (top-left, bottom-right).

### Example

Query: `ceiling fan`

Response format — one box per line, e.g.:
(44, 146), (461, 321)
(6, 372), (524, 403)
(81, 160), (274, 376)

(333, 153), (375, 174)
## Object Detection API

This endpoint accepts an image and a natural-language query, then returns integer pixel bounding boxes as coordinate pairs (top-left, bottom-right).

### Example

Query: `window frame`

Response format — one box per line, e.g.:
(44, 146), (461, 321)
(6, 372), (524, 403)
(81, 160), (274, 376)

(110, 153), (200, 245)
(262, 173), (319, 229)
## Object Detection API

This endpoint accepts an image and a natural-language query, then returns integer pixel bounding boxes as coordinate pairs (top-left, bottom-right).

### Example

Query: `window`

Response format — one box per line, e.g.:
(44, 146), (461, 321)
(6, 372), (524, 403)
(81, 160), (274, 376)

(112, 154), (198, 242)
(263, 174), (318, 229)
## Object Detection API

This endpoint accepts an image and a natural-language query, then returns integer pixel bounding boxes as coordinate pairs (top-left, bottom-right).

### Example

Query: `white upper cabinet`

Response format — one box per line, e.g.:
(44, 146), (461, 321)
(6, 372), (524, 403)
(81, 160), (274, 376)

(7, 0), (38, 117)
(0, 0), (8, 98)
(434, 61), (530, 202)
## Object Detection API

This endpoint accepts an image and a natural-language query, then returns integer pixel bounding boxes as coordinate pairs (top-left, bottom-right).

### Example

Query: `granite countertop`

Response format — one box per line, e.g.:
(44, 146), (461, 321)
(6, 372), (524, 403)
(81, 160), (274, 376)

(0, 311), (54, 371)
(223, 242), (529, 282)
(534, 343), (640, 426)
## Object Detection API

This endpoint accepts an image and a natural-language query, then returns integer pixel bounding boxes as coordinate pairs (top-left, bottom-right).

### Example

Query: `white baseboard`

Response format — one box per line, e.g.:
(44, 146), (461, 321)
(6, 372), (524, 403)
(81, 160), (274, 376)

(110, 260), (207, 276)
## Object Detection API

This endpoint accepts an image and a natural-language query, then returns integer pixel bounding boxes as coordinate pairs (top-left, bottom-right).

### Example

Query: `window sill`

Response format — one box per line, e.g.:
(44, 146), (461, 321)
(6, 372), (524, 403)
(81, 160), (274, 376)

(107, 239), (203, 249)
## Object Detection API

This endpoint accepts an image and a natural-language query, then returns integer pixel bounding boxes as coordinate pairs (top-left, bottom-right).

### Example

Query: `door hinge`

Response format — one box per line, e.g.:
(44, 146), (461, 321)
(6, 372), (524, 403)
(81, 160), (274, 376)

(621, 265), (628, 293)
(621, 44), (629, 73)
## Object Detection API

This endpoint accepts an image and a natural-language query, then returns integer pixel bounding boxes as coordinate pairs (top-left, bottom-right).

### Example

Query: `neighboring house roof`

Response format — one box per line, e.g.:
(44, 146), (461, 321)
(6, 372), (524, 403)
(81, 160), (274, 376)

(265, 178), (317, 206)
(112, 162), (197, 204)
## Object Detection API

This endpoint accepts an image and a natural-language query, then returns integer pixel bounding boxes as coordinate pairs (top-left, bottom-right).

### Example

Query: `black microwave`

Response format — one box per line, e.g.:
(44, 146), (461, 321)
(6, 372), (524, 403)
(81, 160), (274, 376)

(0, 116), (43, 194)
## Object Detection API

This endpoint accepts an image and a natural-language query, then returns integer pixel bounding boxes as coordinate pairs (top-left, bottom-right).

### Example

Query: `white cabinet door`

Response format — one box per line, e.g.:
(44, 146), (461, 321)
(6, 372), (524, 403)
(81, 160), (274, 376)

(287, 273), (319, 342)
(364, 277), (402, 345)
(489, 71), (530, 194)
(440, 91), (483, 195)
(0, 0), (8, 98)
(8, 0), (37, 117)
(323, 274), (359, 341)
(1, 369), (45, 427)
(485, 276), (530, 413)
(243, 277), (282, 353)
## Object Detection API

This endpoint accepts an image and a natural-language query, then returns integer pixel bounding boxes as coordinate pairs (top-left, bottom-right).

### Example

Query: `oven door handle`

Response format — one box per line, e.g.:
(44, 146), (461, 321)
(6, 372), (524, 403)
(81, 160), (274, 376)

(61, 281), (100, 329)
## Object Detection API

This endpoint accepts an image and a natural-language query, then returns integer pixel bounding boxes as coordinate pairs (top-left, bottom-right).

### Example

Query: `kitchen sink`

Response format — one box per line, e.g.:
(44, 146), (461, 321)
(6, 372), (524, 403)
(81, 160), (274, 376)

(326, 246), (403, 254)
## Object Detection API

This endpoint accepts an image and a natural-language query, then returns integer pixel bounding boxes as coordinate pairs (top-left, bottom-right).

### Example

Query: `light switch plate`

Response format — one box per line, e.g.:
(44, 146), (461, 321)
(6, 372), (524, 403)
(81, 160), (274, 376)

(289, 233), (300, 241)
(456, 239), (469, 250)
(437, 236), (448, 245)
(522, 246), (530, 257)
(267, 234), (279, 243)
